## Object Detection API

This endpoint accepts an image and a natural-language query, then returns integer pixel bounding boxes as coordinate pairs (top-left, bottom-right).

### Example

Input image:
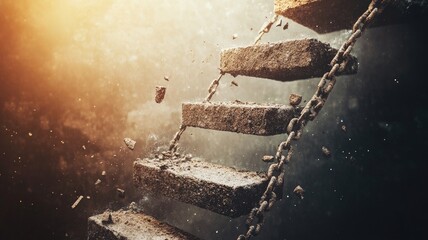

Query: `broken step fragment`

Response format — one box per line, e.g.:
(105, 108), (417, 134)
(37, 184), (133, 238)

(134, 157), (270, 217)
(182, 102), (296, 136)
(88, 210), (199, 240)
(220, 39), (358, 82)
(274, 0), (427, 34)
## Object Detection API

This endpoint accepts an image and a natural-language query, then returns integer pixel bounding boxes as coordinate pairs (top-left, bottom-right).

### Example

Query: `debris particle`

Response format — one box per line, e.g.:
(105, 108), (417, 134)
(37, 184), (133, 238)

(231, 80), (239, 87)
(232, 33), (238, 40)
(283, 22), (289, 30)
(95, 179), (102, 185)
(321, 146), (331, 157)
(129, 202), (139, 212)
(124, 138), (136, 150)
(276, 18), (282, 27)
(101, 212), (113, 225)
(82, 145), (86, 150)
(164, 76), (169, 81)
(101, 171), (106, 176)
(184, 154), (193, 160)
(155, 86), (166, 103)
(341, 125), (347, 132)
(262, 155), (275, 162)
(293, 185), (304, 199)
(71, 195), (84, 209)
(289, 93), (302, 106)
(28, 132), (32, 137)
(117, 188), (125, 198)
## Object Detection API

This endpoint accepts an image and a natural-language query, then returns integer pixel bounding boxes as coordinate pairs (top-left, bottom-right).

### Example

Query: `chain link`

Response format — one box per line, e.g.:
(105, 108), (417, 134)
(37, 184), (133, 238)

(254, 14), (279, 45)
(237, 1), (389, 239)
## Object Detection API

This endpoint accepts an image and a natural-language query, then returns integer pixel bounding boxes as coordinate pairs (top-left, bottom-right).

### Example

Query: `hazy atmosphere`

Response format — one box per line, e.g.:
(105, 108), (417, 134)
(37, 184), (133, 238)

(1, 0), (427, 239)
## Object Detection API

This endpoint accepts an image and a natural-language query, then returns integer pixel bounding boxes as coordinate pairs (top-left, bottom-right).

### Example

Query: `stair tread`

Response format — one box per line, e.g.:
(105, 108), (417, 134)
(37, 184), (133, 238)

(220, 39), (358, 82)
(134, 156), (270, 217)
(88, 210), (200, 240)
(274, 0), (427, 34)
(182, 101), (296, 136)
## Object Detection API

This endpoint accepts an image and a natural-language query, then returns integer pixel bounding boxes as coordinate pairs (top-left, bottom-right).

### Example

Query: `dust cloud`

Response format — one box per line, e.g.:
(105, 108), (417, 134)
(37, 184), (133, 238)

(1, 0), (427, 240)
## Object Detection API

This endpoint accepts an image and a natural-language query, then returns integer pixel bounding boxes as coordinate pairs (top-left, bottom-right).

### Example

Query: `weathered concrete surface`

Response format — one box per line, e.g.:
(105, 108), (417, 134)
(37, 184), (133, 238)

(88, 210), (199, 240)
(274, 0), (428, 34)
(182, 102), (297, 136)
(220, 39), (358, 82)
(134, 157), (269, 217)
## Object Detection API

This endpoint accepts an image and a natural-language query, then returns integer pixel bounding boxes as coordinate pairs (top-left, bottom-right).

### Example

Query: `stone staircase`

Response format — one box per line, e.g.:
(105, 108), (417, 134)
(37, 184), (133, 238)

(87, 0), (422, 239)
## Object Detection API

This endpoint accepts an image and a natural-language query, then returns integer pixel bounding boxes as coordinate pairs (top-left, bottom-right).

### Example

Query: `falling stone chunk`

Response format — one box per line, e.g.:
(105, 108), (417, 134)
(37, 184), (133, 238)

(220, 39), (358, 82)
(88, 210), (200, 240)
(101, 171), (106, 176)
(101, 212), (113, 225)
(117, 188), (125, 198)
(293, 185), (304, 199)
(123, 138), (136, 150)
(155, 86), (166, 103)
(182, 102), (296, 136)
(283, 22), (289, 30)
(274, 0), (427, 34)
(95, 179), (102, 185)
(289, 93), (302, 106)
(134, 157), (272, 217)
(71, 195), (84, 209)
(321, 146), (331, 157)
(232, 33), (238, 40)
(341, 125), (347, 132)
(262, 155), (275, 162)
(164, 76), (169, 81)
(276, 18), (282, 27)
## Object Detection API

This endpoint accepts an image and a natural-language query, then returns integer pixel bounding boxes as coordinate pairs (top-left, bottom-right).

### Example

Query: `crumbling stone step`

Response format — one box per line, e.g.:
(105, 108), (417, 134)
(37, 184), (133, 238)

(182, 102), (296, 136)
(274, 0), (427, 34)
(220, 39), (358, 82)
(134, 157), (269, 217)
(88, 210), (200, 240)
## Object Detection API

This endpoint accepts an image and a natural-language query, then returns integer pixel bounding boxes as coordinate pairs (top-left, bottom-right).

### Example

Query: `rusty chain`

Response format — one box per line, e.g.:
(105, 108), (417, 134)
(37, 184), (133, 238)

(254, 14), (279, 45)
(237, 1), (390, 239)
(168, 14), (283, 152)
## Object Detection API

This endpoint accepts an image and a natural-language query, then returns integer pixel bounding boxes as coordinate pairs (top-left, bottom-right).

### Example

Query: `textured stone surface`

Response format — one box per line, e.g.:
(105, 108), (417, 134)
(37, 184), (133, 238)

(274, 0), (428, 33)
(220, 39), (358, 82)
(88, 210), (199, 240)
(182, 101), (296, 136)
(133, 157), (269, 217)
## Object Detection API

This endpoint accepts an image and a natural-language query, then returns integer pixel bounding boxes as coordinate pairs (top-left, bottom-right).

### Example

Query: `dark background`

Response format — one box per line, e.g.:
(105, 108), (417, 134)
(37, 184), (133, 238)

(1, 1), (427, 239)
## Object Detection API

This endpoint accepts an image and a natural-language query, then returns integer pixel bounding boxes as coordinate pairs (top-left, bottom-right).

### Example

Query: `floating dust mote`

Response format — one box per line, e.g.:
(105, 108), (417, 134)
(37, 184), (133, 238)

(124, 138), (136, 150)
(117, 188), (125, 198)
(155, 86), (166, 103)
(321, 146), (331, 157)
(262, 155), (275, 162)
(71, 195), (84, 209)
(289, 93), (302, 106)
(293, 185), (304, 199)
(95, 179), (102, 185)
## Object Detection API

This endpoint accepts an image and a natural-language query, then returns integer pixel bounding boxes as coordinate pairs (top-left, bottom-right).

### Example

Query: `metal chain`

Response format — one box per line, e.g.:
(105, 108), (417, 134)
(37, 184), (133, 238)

(237, 1), (389, 239)
(254, 14), (279, 45)
(168, 14), (283, 152)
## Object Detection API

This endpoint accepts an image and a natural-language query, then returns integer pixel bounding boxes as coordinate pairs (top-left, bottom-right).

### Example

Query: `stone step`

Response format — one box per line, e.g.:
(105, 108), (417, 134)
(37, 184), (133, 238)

(88, 210), (200, 240)
(220, 39), (358, 82)
(134, 156), (270, 217)
(182, 102), (296, 136)
(274, 0), (427, 34)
